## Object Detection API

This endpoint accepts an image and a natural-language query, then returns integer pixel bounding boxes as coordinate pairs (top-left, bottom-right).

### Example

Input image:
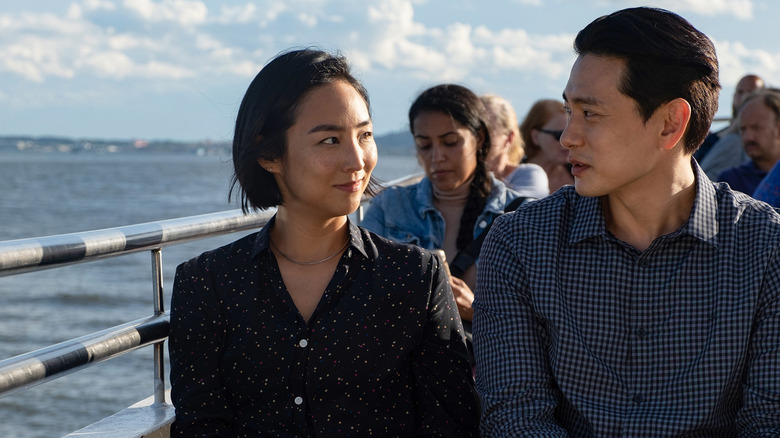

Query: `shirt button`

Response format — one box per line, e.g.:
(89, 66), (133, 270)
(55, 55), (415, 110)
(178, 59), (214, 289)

(298, 339), (308, 348)
(636, 328), (646, 339)
(478, 220), (488, 229)
(294, 396), (303, 405)
(632, 394), (643, 404)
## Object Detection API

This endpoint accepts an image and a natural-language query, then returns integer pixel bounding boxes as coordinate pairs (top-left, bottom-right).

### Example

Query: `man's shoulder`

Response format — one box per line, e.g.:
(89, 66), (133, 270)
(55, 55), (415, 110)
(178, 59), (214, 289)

(496, 185), (581, 229)
(716, 184), (780, 231)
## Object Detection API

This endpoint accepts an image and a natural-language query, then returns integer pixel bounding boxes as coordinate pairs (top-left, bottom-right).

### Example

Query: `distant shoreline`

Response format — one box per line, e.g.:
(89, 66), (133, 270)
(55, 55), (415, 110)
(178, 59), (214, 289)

(0, 131), (416, 156)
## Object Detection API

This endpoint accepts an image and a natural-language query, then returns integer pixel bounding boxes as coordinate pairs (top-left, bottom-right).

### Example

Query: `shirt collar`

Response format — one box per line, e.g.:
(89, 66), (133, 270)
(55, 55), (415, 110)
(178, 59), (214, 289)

(680, 158), (718, 245)
(567, 158), (718, 247)
(250, 214), (368, 260)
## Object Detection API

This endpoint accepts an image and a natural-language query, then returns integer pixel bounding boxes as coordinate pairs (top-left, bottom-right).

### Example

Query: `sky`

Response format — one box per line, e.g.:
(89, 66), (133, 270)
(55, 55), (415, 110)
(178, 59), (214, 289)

(0, 0), (777, 142)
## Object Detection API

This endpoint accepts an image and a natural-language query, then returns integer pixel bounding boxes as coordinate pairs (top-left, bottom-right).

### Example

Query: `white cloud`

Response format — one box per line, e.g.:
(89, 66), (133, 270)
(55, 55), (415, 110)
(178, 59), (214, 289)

(81, 50), (194, 79)
(122, 0), (209, 26)
(444, 23), (483, 65)
(715, 40), (780, 88)
(359, 0), (444, 75)
(84, 0), (118, 11)
(0, 34), (78, 82)
(215, 3), (260, 24)
(297, 13), (318, 27)
(346, 0), (575, 83)
(598, 0), (754, 20)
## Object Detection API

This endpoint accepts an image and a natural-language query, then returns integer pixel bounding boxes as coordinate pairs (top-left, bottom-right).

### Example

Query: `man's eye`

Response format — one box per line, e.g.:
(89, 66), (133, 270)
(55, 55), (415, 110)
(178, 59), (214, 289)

(321, 137), (338, 144)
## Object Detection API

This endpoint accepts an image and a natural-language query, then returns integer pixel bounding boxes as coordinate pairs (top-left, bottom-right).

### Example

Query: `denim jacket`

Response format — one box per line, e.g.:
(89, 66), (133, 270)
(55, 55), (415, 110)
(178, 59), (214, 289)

(361, 175), (522, 250)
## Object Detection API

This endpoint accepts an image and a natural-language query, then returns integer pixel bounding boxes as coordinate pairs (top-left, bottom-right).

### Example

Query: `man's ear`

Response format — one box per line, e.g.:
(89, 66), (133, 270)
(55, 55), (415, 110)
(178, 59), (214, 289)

(660, 98), (691, 151)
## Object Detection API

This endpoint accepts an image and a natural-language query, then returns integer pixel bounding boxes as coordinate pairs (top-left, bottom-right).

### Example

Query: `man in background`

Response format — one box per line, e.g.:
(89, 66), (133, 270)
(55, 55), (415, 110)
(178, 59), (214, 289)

(718, 90), (780, 194)
(697, 74), (764, 179)
(474, 7), (780, 437)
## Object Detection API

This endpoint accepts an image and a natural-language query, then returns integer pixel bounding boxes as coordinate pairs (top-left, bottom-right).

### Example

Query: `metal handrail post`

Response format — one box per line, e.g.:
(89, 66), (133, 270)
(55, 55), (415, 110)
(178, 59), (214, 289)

(151, 248), (166, 404)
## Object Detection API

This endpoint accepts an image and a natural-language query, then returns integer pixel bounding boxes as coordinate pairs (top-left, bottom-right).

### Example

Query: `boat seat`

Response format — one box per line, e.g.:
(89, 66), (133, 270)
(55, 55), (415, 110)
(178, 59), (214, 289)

(64, 391), (174, 438)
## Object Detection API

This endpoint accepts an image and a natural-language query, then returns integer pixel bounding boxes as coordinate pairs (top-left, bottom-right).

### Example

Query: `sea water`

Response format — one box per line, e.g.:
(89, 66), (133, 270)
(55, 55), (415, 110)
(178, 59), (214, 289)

(0, 151), (420, 437)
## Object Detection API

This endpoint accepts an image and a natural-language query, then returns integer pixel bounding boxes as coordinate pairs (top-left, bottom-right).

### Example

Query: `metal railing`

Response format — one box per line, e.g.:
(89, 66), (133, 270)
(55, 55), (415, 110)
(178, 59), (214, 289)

(0, 172), (423, 407)
(0, 209), (275, 401)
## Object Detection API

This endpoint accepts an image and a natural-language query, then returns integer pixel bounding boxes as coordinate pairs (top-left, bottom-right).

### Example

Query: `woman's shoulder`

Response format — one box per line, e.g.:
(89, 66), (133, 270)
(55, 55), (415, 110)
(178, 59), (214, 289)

(503, 165), (550, 199)
(177, 231), (261, 274)
(513, 162), (547, 177)
(359, 226), (430, 258)
(372, 179), (427, 204)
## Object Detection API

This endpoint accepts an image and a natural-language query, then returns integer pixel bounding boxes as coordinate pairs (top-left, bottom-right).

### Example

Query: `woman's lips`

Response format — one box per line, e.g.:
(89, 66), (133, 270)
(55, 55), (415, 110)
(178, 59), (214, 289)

(335, 179), (363, 192)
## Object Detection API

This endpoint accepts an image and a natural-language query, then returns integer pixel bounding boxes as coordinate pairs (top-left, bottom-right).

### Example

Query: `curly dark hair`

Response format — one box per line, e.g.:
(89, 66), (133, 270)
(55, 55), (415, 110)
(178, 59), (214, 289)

(408, 84), (492, 251)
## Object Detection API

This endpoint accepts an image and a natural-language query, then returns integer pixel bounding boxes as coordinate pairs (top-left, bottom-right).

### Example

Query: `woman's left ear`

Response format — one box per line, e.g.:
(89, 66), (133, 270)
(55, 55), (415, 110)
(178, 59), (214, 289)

(257, 159), (277, 174)
(661, 98), (691, 151)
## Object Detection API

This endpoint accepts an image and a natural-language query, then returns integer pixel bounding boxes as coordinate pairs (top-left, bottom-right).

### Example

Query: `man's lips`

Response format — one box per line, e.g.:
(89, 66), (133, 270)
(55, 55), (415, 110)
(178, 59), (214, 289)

(568, 159), (589, 177)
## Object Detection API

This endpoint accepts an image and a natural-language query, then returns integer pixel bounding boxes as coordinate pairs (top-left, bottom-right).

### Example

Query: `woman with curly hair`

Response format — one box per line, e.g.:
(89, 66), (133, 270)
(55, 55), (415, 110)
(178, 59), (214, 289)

(362, 83), (523, 346)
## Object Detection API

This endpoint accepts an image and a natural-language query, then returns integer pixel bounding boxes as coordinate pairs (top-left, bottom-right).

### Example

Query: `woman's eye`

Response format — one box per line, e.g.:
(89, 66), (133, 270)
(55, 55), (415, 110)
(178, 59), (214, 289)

(416, 142), (431, 151)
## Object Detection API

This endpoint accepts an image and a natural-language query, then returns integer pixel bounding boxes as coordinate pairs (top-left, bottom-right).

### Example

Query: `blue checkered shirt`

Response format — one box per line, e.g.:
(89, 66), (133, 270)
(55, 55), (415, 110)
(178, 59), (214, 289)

(473, 161), (780, 437)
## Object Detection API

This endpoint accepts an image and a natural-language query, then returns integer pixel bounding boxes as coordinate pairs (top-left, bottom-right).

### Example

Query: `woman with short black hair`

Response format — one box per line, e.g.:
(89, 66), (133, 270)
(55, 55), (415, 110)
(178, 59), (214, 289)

(168, 49), (479, 437)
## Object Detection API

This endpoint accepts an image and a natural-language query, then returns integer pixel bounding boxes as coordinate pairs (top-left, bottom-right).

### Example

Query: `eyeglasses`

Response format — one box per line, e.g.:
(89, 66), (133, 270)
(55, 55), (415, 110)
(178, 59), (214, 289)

(538, 129), (563, 141)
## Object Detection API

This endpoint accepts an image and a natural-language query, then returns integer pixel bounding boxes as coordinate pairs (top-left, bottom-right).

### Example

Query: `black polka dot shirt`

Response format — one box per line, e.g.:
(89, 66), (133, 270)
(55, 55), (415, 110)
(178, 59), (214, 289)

(169, 217), (480, 437)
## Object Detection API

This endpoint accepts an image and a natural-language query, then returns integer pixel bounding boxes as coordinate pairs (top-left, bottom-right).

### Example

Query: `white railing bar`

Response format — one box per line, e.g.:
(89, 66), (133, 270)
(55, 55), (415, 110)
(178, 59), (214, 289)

(0, 209), (275, 278)
(0, 314), (168, 398)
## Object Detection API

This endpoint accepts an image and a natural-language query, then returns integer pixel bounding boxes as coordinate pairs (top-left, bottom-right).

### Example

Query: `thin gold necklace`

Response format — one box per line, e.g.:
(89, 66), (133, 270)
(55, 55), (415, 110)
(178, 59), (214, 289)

(270, 238), (349, 266)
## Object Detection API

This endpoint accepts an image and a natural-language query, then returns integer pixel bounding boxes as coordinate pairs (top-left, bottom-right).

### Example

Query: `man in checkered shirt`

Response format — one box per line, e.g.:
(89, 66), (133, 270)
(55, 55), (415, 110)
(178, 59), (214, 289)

(473, 7), (780, 437)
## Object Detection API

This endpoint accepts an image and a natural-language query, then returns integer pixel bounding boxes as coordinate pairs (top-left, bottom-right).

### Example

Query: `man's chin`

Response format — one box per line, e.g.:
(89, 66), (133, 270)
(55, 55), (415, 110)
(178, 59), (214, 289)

(573, 180), (604, 198)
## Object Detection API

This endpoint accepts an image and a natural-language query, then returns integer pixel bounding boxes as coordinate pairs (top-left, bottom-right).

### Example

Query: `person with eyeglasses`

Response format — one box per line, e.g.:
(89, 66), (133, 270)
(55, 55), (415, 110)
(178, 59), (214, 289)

(519, 99), (574, 193)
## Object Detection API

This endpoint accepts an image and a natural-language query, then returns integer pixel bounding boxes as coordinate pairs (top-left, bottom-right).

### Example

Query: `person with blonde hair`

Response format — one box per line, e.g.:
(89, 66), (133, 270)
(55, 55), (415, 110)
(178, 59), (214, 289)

(520, 98), (574, 193)
(481, 94), (549, 198)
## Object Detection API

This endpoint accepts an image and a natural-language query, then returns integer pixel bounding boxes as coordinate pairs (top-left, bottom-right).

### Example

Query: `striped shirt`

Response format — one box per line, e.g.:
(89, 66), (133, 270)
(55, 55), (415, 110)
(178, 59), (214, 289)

(473, 160), (780, 437)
